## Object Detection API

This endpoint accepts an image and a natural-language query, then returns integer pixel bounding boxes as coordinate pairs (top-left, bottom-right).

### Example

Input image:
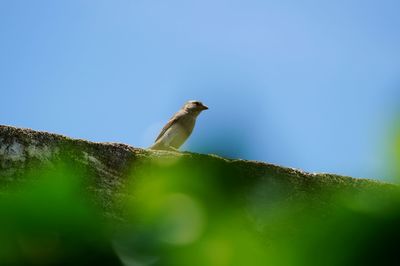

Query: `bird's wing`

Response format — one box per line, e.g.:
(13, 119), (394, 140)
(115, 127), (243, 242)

(155, 112), (184, 142)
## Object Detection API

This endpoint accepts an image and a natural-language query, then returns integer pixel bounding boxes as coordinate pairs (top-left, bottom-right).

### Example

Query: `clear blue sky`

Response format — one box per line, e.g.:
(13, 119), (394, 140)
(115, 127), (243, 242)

(1, 0), (399, 179)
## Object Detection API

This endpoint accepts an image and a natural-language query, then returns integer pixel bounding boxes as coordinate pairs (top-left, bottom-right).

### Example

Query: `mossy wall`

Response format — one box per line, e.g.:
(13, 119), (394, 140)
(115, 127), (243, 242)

(0, 125), (398, 265)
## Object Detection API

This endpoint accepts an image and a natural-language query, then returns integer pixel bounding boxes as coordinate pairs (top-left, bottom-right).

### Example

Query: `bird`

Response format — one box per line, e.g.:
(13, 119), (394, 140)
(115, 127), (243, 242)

(150, 100), (208, 151)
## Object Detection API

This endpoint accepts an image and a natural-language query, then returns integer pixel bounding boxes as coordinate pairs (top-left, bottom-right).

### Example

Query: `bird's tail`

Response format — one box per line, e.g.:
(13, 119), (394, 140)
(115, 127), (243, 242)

(148, 141), (164, 150)
(148, 142), (177, 151)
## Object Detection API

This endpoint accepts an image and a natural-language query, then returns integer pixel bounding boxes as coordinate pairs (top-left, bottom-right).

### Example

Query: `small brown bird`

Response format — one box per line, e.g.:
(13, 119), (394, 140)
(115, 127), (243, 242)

(150, 100), (208, 150)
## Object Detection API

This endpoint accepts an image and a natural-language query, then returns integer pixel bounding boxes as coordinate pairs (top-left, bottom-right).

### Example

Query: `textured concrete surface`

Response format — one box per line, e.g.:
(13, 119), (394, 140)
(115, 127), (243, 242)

(0, 124), (393, 221)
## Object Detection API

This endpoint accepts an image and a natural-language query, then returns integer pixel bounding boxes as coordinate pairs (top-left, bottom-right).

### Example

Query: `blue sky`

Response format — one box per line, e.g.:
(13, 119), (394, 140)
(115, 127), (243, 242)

(1, 0), (399, 179)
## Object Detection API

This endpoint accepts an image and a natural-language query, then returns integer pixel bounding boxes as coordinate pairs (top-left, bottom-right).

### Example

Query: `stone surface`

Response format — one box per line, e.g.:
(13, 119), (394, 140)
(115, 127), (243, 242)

(0, 124), (393, 221)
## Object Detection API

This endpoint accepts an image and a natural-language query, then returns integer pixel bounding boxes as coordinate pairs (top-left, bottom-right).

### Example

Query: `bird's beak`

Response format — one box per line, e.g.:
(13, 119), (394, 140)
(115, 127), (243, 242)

(202, 105), (209, 110)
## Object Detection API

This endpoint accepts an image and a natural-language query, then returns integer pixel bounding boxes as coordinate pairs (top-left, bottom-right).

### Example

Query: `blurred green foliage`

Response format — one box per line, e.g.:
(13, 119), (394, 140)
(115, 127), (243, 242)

(1, 155), (400, 266)
(0, 162), (120, 265)
(394, 125), (400, 181)
(116, 158), (400, 266)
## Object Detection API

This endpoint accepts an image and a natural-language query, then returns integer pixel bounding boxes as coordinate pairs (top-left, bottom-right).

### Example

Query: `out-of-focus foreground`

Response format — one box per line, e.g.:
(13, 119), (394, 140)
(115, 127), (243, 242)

(0, 124), (399, 266)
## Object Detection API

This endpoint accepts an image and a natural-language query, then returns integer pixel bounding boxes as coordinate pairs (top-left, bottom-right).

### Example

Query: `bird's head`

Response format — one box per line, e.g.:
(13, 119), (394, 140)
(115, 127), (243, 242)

(183, 100), (209, 114)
